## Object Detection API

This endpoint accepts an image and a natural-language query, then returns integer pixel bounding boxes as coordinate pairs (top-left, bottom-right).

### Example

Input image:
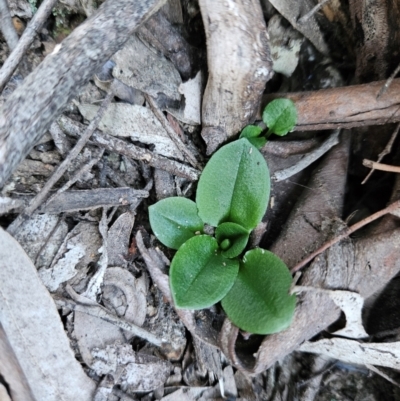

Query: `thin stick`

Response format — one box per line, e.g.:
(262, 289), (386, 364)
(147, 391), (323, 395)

(362, 122), (400, 184)
(377, 63), (400, 99)
(291, 199), (400, 273)
(298, 0), (332, 24)
(7, 87), (114, 236)
(363, 159), (400, 174)
(0, 0), (19, 51)
(272, 130), (340, 182)
(59, 287), (164, 348)
(0, 0), (59, 91)
(44, 148), (104, 206)
(145, 94), (202, 170)
(365, 364), (400, 389)
(59, 114), (201, 180)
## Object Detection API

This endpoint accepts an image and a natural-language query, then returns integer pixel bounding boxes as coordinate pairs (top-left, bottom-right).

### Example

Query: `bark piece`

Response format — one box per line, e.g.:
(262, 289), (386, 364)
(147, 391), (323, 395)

(0, 0), (165, 188)
(38, 221), (102, 292)
(112, 34), (182, 100)
(299, 338), (400, 369)
(139, 9), (193, 79)
(262, 79), (400, 131)
(167, 70), (203, 125)
(107, 212), (135, 266)
(162, 387), (208, 400)
(0, 227), (96, 401)
(39, 187), (149, 214)
(199, 0), (273, 153)
(90, 343), (171, 392)
(11, 213), (62, 264)
(77, 102), (184, 160)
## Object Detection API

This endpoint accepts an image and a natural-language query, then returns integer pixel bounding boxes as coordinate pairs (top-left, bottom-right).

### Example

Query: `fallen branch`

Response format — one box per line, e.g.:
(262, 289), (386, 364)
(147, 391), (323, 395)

(261, 79), (400, 131)
(0, 0), (165, 189)
(7, 87), (114, 235)
(363, 159), (400, 174)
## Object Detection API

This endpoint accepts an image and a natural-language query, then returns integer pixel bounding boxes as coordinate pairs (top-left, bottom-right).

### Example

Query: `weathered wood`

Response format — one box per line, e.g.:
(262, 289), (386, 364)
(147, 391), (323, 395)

(199, 0), (273, 154)
(262, 79), (400, 131)
(40, 188), (149, 214)
(0, 0), (165, 189)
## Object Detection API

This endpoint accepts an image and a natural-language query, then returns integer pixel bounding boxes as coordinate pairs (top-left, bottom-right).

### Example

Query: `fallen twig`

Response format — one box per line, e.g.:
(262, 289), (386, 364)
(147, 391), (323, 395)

(363, 159), (400, 174)
(291, 199), (400, 273)
(58, 115), (201, 180)
(0, 0), (19, 51)
(272, 130), (340, 181)
(56, 287), (165, 348)
(145, 93), (202, 170)
(45, 148), (105, 206)
(39, 187), (149, 214)
(377, 63), (400, 99)
(362, 123), (400, 183)
(7, 88), (114, 235)
(84, 208), (110, 300)
(297, 0), (332, 24)
(0, 0), (58, 90)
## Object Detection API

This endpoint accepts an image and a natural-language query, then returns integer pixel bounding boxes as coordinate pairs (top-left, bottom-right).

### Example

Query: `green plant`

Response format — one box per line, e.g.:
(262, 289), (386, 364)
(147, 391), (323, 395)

(149, 99), (297, 334)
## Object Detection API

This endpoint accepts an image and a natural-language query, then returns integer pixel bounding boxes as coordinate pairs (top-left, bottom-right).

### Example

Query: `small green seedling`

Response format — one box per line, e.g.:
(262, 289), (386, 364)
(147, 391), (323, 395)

(149, 99), (297, 335)
(240, 98), (297, 148)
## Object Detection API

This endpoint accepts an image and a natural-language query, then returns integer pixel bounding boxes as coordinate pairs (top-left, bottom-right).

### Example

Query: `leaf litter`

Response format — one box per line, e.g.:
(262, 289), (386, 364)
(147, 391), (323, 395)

(3, 0), (400, 399)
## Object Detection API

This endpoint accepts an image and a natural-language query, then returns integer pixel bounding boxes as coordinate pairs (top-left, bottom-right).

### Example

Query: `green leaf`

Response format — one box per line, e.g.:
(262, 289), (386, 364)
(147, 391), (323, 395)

(221, 248), (296, 334)
(263, 99), (297, 136)
(149, 197), (203, 250)
(240, 125), (263, 139)
(170, 235), (239, 309)
(215, 222), (250, 258)
(196, 138), (270, 230)
(247, 136), (267, 149)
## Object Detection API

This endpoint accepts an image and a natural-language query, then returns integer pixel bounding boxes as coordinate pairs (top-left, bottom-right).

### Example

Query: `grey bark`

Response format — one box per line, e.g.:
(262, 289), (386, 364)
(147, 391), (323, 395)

(199, 0), (273, 154)
(0, 0), (165, 189)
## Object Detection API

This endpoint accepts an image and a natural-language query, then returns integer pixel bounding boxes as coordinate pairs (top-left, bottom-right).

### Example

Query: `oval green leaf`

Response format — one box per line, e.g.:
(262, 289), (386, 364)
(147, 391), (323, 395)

(215, 222), (250, 258)
(263, 99), (297, 136)
(170, 235), (239, 309)
(149, 197), (203, 250)
(221, 248), (296, 334)
(240, 125), (263, 139)
(196, 138), (270, 230)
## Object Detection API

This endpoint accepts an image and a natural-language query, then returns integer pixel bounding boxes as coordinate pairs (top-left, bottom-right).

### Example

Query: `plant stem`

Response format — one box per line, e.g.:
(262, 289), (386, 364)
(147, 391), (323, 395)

(264, 129), (273, 140)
